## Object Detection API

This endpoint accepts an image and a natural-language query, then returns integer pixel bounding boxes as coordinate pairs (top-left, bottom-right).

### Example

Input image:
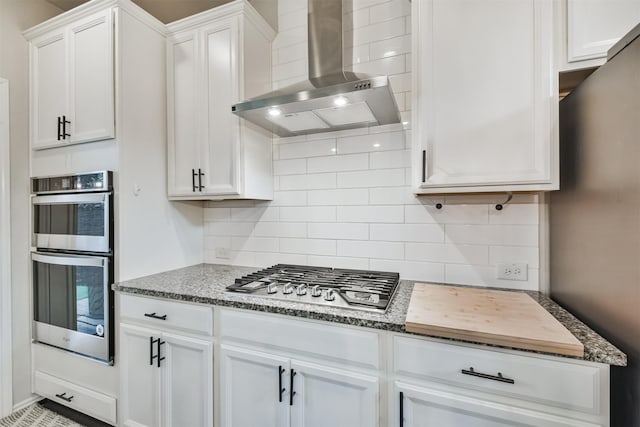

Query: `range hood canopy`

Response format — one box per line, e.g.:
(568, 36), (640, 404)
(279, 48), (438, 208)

(231, 0), (401, 137)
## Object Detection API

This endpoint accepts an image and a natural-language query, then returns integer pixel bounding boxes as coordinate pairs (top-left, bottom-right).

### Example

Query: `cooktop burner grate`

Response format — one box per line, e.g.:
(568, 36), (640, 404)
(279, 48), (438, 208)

(226, 264), (400, 313)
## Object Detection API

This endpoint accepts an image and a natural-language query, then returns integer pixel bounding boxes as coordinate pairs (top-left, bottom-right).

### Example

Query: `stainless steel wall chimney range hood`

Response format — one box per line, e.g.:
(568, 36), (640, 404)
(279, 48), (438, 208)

(231, 0), (401, 137)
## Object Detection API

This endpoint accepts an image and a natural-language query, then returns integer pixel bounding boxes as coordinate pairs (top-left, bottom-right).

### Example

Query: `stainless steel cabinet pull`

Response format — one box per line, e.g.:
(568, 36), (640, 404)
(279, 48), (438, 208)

(192, 169), (197, 192)
(144, 312), (167, 320)
(461, 367), (514, 384)
(421, 150), (426, 182)
(57, 117), (62, 141)
(55, 392), (73, 402)
(278, 366), (286, 402)
(289, 369), (296, 406)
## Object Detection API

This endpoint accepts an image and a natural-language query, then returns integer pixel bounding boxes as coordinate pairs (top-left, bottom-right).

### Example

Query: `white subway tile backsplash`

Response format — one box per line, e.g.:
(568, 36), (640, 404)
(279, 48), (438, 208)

(271, 191), (307, 206)
(307, 154), (369, 173)
(369, 186), (421, 205)
(338, 131), (405, 154)
(337, 205), (404, 223)
(253, 222), (307, 238)
(337, 169), (405, 188)
(338, 240), (404, 259)
(369, 0), (411, 24)
(308, 255), (370, 270)
(280, 173), (336, 191)
(489, 246), (539, 269)
(231, 237), (279, 252)
(445, 225), (538, 246)
(405, 243), (489, 265)
(230, 206), (279, 222)
(405, 204), (489, 224)
(274, 159), (307, 175)
(308, 223), (369, 240)
(308, 188), (369, 206)
(445, 265), (539, 291)
(280, 238), (336, 256)
(369, 149), (410, 169)
(279, 139), (336, 159)
(280, 206), (336, 222)
(371, 224), (444, 243)
(207, 222), (255, 237)
(369, 259), (445, 282)
(200, 0), (541, 291)
(369, 34), (411, 60)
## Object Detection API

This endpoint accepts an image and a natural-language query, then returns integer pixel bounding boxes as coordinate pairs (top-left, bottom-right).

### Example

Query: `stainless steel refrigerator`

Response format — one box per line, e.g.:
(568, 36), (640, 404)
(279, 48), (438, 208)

(551, 23), (640, 427)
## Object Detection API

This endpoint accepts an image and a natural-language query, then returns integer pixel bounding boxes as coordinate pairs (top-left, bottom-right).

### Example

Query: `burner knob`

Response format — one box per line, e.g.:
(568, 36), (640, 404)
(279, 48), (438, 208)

(282, 283), (294, 294)
(295, 284), (308, 296)
(323, 289), (336, 301)
(266, 283), (278, 294)
(311, 285), (322, 297)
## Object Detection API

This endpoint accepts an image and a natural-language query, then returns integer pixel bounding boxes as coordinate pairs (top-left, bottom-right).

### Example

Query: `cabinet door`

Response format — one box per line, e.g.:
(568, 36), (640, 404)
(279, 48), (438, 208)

(161, 333), (213, 427)
(395, 382), (600, 427)
(290, 360), (378, 427)
(30, 28), (67, 149)
(568, 0), (640, 63)
(167, 31), (201, 196)
(67, 9), (114, 144)
(412, 0), (557, 193)
(201, 19), (241, 196)
(220, 345), (290, 427)
(120, 323), (161, 427)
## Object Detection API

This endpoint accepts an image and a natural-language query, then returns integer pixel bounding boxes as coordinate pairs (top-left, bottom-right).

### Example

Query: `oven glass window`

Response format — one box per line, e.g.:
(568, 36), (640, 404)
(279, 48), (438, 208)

(33, 260), (105, 337)
(34, 203), (105, 236)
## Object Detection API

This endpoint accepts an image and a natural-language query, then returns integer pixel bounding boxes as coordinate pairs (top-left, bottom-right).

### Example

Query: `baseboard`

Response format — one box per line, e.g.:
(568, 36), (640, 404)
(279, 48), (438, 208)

(12, 395), (42, 413)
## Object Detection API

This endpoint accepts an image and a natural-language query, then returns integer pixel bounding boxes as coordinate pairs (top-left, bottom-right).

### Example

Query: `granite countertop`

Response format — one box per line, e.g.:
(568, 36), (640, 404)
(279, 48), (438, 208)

(114, 263), (626, 367)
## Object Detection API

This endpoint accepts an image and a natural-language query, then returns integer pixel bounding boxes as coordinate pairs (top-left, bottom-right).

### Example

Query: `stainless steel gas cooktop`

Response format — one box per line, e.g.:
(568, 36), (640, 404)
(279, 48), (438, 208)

(226, 264), (400, 313)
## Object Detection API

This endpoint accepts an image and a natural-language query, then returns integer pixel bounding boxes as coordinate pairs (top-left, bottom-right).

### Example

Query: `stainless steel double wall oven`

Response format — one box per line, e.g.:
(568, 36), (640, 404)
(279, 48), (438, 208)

(31, 171), (114, 363)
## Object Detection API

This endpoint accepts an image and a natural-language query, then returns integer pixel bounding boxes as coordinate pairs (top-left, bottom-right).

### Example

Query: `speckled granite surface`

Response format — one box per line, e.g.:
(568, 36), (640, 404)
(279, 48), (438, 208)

(114, 263), (626, 366)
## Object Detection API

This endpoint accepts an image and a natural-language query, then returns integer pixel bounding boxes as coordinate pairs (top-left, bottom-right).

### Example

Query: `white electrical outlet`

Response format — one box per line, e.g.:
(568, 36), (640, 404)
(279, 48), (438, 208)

(215, 247), (230, 259)
(496, 263), (528, 281)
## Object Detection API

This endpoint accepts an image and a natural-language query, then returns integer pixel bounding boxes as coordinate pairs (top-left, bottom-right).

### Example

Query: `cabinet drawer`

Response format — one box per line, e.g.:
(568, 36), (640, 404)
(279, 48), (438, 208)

(394, 336), (601, 414)
(34, 371), (116, 425)
(119, 294), (213, 336)
(220, 309), (379, 370)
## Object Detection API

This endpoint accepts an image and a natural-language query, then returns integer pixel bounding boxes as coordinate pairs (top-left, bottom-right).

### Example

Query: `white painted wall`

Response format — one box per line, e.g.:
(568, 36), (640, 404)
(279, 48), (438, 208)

(0, 0), (64, 409)
(203, 0), (542, 291)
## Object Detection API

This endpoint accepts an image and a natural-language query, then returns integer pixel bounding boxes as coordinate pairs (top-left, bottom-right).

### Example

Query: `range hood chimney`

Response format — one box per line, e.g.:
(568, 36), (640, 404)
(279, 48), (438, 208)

(231, 0), (401, 137)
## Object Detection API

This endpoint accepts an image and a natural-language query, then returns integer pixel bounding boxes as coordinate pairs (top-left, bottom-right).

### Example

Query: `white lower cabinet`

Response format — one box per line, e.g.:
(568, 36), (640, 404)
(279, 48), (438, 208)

(395, 382), (600, 427)
(219, 345), (379, 427)
(119, 323), (213, 427)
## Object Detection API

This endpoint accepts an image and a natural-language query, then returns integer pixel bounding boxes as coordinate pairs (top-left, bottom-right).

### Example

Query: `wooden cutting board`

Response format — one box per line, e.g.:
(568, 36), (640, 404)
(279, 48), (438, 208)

(405, 283), (584, 357)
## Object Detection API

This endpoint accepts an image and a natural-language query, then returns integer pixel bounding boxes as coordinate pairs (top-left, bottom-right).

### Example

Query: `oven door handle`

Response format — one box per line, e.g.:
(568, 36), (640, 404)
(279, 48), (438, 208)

(32, 193), (109, 205)
(32, 252), (107, 267)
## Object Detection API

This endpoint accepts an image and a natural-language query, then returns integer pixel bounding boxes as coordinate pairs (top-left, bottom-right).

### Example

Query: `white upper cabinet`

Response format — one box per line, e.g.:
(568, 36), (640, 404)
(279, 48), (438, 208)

(412, 0), (558, 194)
(27, 9), (115, 150)
(563, 0), (640, 70)
(167, 0), (275, 200)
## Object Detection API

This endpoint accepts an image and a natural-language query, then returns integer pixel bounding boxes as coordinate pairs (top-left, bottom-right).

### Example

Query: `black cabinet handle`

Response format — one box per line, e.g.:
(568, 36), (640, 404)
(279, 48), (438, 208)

(278, 366), (286, 402)
(150, 337), (160, 365)
(157, 339), (166, 368)
(399, 391), (404, 427)
(62, 115), (70, 139)
(289, 369), (296, 406)
(192, 169), (197, 192)
(57, 117), (62, 141)
(421, 150), (426, 182)
(144, 312), (167, 321)
(461, 367), (514, 384)
(55, 392), (73, 403)
(198, 168), (204, 191)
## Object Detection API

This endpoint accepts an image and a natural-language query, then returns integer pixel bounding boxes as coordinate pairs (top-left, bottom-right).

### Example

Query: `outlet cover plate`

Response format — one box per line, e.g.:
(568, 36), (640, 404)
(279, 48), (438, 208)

(497, 263), (528, 281)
